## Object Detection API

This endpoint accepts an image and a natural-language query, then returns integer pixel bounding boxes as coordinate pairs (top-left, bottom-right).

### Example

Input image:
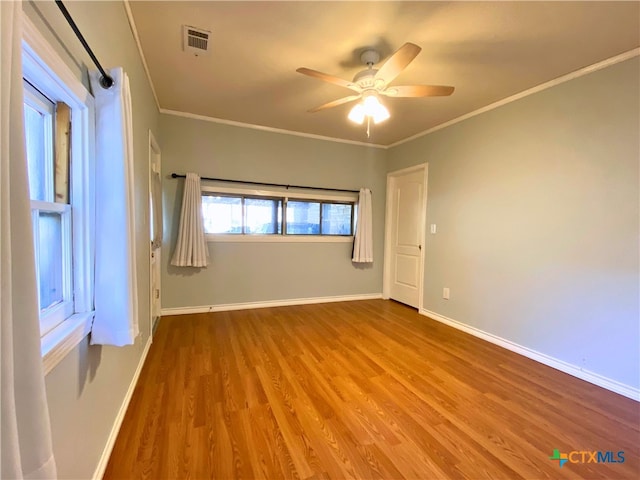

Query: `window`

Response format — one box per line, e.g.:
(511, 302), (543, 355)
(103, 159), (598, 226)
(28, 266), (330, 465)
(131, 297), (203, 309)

(202, 187), (355, 240)
(322, 202), (354, 235)
(286, 200), (354, 235)
(23, 15), (95, 374)
(24, 82), (73, 336)
(202, 194), (283, 234)
(286, 200), (320, 234)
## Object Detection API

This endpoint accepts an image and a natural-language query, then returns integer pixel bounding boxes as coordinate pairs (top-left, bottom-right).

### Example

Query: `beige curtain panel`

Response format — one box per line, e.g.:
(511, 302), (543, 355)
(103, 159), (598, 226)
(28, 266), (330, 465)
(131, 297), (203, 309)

(352, 188), (373, 263)
(171, 172), (209, 267)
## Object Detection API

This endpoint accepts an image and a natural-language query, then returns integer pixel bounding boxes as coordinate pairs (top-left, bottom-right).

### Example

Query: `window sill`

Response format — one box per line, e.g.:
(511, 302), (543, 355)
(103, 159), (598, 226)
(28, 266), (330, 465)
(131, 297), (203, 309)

(41, 312), (93, 375)
(206, 234), (354, 243)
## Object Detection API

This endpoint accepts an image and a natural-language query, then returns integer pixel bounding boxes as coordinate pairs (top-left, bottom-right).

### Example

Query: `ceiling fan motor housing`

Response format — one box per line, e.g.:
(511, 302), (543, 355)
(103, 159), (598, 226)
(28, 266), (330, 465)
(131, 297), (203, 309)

(353, 68), (380, 89)
(353, 49), (385, 90)
(360, 49), (380, 66)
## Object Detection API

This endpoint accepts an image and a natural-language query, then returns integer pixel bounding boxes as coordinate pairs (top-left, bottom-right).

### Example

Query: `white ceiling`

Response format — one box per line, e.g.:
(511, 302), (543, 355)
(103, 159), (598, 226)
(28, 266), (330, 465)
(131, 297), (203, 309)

(128, 1), (640, 147)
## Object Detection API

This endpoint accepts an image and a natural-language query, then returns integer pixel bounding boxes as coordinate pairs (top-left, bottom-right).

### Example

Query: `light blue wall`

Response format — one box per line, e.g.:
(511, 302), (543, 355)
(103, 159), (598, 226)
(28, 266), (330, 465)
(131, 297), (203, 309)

(160, 57), (639, 393)
(388, 57), (640, 391)
(160, 114), (387, 309)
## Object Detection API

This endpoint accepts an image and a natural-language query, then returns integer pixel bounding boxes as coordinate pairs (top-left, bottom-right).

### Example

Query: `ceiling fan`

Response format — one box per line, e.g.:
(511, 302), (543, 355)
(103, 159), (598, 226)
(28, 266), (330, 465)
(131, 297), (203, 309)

(296, 42), (454, 132)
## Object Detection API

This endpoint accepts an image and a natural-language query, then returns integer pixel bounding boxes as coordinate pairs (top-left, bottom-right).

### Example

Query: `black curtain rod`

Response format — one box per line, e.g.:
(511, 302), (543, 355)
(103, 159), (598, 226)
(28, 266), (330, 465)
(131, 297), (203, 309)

(55, 0), (114, 89)
(171, 173), (360, 194)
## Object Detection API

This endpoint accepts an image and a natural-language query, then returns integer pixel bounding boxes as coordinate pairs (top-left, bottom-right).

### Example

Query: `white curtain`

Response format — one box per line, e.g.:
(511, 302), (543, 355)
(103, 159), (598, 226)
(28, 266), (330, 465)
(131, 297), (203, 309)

(90, 67), (139, 346)
(1, 2), (57, 478)
(171, 173), (209, 267)
(352, 188), (373, 263)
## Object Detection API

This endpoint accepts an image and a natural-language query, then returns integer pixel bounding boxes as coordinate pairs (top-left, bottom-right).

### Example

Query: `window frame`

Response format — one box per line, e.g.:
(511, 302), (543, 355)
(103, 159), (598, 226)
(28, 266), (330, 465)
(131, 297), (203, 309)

(243, 194), (283, 235)
(23, 81), (55, 201)
(23, 15), (96, 374)
(202, 185), (357, 243)
(30, 201), (74, 336)
(24, 82), (75, 336)
(202, 192), (284, 235)
(285, 198), (356, 236)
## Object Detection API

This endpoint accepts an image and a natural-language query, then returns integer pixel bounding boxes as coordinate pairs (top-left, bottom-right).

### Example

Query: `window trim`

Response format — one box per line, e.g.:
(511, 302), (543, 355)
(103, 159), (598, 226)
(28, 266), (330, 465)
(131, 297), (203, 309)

(23, 84), (74, 333)
(201, 185), (357, 243)
(23, 15), (96, 375)
(31, 203), (73, 336)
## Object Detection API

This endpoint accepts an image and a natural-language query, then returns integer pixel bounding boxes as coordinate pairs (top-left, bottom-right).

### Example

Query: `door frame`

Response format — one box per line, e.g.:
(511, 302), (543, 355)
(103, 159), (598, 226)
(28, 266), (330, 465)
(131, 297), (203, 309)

(382, 163), (428, 310)
(148, 129), (161, 339)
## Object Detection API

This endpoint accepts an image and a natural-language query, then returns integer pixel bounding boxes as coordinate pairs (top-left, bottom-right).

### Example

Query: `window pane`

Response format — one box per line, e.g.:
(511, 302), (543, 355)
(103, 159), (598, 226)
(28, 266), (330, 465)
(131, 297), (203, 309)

(245, 198), (282, 234)
(202, 195), (242, 233)
(287, 201), (320, 234)
(38, 212), (64, 311)
(24, 103), (47, 201)
(322, 203), (353, 235)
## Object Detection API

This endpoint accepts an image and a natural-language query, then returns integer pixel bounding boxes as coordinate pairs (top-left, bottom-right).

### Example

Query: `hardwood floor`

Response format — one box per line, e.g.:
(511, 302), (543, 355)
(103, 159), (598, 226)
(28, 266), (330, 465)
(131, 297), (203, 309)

(103, 300), (639, 479)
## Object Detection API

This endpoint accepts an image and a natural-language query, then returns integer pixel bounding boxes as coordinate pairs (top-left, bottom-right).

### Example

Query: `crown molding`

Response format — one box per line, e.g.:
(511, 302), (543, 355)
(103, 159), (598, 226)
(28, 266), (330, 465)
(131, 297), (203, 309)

(123, 0), (160, 112)
(160, 109), (388, 149)
(389, 48), (640, 149)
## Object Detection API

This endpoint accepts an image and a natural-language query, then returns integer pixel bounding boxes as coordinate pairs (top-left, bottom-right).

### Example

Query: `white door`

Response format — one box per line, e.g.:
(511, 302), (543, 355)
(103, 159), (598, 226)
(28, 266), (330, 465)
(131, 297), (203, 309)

(385, 167), (426, 308)
(149, 132), (162, 334)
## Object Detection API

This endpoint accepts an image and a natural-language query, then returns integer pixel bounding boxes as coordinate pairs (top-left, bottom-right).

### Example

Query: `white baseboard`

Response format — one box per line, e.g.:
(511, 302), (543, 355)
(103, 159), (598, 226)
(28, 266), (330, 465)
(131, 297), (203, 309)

(420, 309), (639, 402)
(161, 293), (383, 316)
(92, 335), (153, 480)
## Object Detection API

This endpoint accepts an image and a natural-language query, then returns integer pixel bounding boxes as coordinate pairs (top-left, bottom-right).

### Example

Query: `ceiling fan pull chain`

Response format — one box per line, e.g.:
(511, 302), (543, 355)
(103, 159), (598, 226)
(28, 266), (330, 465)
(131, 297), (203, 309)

(366, 117), (371, 138)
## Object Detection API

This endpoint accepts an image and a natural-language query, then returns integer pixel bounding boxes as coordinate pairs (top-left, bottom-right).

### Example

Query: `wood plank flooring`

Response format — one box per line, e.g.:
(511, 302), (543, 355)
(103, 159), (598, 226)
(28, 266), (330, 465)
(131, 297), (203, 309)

(103, 300), (639, 479)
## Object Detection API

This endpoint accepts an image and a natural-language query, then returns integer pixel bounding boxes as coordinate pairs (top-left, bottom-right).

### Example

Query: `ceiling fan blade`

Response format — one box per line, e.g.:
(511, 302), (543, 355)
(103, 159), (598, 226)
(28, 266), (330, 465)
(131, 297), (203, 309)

(374, 42), (422, 84)
(308, 95), (362, 113)
(296, 67), (360, 92)
(382, 85), (455, 97)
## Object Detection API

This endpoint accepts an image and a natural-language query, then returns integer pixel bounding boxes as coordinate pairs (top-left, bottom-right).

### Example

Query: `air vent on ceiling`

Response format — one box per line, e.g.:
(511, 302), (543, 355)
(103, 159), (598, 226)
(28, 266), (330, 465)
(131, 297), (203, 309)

(183, 25), (211, 56)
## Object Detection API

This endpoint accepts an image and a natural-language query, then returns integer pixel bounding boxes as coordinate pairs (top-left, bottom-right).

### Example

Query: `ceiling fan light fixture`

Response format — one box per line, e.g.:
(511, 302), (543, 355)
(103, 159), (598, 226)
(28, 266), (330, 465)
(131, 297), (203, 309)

(369, 98), (390, 124)
(373, 105), (390, 124)
(348, 92), (390, 125)
(348, 103), (366, 124)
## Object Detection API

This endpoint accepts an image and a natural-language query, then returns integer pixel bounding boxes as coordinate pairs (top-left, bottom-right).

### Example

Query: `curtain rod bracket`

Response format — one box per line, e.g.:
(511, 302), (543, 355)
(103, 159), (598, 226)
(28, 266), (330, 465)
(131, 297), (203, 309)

(99, 75), (114, 89)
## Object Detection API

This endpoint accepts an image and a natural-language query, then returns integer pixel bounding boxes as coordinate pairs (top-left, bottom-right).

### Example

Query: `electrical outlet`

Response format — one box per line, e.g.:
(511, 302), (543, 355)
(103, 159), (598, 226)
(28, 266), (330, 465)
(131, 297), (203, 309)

(430, 224), (437, 234)
(443, 287), (450, 300)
